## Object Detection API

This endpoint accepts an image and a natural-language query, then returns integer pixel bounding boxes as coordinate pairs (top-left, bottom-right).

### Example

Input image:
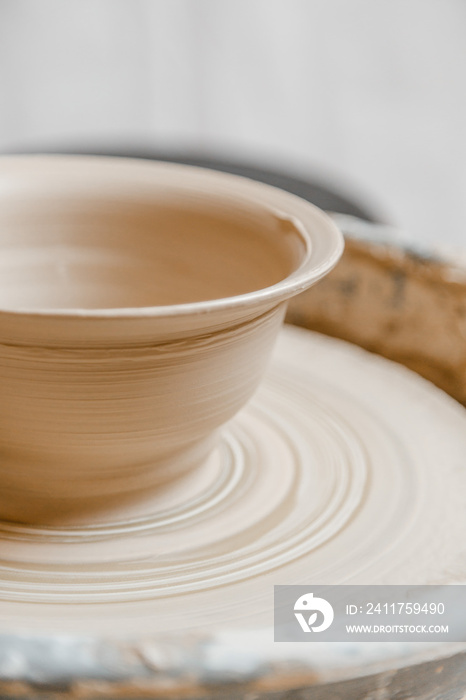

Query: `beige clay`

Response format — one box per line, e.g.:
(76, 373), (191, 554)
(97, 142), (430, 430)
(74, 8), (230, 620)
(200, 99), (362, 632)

(0, 161), (466, 699)
(0, 327), (465, 640)
(0, 156), (343, 522)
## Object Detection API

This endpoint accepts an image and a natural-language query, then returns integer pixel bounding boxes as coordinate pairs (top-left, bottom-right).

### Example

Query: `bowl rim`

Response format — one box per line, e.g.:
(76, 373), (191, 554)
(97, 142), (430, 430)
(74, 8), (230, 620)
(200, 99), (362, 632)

(0, 155), (344, 319)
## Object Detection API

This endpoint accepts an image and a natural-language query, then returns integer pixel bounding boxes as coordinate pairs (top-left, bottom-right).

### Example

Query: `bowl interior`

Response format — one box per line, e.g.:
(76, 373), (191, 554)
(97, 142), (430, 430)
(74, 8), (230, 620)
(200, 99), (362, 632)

(0, 181), (306, 311)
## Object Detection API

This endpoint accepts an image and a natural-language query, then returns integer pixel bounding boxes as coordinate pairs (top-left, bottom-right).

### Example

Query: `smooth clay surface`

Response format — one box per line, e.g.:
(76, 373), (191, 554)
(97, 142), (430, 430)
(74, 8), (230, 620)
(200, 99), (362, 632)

(0, 185), (302, 311)
(0, 156), (343, 522)
(0, 326), (465, 642)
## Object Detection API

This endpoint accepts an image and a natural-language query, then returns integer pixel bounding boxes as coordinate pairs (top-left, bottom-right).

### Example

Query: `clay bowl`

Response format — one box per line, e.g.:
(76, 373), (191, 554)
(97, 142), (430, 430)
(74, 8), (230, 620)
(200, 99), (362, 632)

(0, 156), (343, 523)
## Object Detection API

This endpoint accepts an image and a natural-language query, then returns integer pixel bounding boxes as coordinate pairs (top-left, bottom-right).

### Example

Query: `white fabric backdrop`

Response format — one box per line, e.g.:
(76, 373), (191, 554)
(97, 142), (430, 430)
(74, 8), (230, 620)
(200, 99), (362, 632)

(0, 0), (465, 249)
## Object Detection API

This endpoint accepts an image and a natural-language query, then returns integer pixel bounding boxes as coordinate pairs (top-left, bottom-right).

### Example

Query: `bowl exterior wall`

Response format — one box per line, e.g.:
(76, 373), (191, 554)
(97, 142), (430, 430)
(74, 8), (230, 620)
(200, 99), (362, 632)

(0, 303), (286, 523)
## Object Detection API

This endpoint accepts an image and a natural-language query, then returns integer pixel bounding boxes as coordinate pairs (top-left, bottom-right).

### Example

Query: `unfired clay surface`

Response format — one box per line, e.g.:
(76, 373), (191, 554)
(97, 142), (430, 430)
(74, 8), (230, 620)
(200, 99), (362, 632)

(0, 156), (343, 521)
(288, 228), (466, 405)
(0, 326), (465, 640)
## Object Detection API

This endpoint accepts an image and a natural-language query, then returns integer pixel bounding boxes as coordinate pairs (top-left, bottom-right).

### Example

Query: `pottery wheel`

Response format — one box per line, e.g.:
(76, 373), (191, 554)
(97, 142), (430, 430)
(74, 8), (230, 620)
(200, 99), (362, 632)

(1, 324), (466, 637)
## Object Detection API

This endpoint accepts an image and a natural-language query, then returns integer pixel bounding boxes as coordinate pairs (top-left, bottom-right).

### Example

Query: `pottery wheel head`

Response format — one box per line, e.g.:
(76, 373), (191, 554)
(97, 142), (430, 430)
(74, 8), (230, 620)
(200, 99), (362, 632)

(0, 326), (465, 639)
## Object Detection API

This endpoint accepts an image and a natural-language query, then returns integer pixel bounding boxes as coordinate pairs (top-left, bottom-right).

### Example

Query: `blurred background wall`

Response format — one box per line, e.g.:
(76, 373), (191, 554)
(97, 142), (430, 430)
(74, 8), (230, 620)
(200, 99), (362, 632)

(0, 0), (465, 250)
